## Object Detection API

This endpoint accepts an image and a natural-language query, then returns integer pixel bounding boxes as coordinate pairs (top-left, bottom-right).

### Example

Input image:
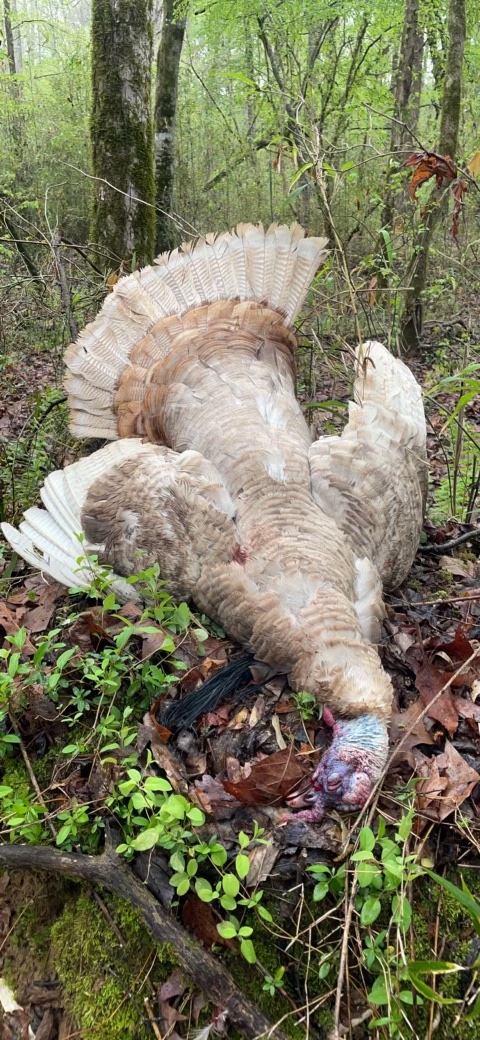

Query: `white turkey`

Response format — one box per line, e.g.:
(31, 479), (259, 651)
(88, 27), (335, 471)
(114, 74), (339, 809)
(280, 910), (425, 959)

(2, 223), (427, 822)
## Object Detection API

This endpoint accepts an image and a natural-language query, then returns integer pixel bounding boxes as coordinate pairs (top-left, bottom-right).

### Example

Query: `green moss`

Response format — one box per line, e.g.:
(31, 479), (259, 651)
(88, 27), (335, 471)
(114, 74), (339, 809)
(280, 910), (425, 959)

(52, 890), (177, 1040)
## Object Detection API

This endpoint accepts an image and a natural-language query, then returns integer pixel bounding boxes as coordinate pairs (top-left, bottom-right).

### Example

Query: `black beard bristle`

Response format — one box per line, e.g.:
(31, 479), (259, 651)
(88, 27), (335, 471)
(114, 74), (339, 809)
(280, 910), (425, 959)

(160, 654), (256, 730)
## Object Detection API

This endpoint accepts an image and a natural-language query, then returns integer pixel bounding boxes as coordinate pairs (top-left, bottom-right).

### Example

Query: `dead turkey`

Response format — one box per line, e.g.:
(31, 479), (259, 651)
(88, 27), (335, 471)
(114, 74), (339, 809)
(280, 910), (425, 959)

(2, 223), (427, 822)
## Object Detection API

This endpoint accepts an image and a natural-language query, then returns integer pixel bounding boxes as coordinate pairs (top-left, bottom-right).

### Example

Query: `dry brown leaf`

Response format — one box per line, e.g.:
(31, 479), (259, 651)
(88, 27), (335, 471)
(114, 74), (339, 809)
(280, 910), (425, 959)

(182, 893), (235, 950)
(245, 842), (279, 887)
(390, 699), (435, 763)
(414, 742), (480, 825)
(404, 150), (457, 199)
(158, 970), (189, 1002)
(439, 555), (475, 579)
(193, 774), (240, 814)
(271, 713), (287, 750)
(222, 746), (310, 806)
(138, 714), (188, 794)
(453, 695), (480, 728)
(248, 694), (266, 729)
(0, 602), (36, 655)
(467, 146), (480, 177)
(411, 659), (459, 735)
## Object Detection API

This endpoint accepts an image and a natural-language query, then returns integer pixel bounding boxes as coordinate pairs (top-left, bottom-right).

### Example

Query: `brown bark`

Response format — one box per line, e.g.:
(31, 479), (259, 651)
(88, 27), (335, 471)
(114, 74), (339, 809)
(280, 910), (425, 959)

(3, 0), (16, 73)
(400, 0), (466, 351)
(154, 0), (186, 253)
(380, 0), (423, 279)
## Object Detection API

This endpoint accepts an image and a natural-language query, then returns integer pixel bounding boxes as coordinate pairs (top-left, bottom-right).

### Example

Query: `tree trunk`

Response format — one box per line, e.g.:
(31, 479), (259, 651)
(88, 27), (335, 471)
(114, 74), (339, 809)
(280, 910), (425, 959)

(3, 0), (16, 74)
(379, 0), (423, 281)
(400, 0), (466, 351)
(91, 0), (155, 269)
(154, 0), (186, 254)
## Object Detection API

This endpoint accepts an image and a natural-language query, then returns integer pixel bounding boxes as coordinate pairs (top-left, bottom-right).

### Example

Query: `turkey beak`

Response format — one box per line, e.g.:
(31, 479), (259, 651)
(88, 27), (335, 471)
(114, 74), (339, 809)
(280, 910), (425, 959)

(285, 783), (316, 809)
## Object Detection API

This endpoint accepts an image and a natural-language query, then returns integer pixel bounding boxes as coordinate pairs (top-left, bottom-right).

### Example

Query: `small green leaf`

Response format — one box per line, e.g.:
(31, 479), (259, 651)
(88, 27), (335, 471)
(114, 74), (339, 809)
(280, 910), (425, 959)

(360, 896), (382, 926)
(223, 873), (240, 898)
(368, 976), (388, 1006)
(169, 851), (185, 872)
(187, 806), (205, 826)
(55, 824), (72, 845)
(240, 939), (256, 963)
(195, 877), (214, 901)
(313, 882), (329, 901)
(217, 921), (237, 939)
(144, 776), (172, 792)
(235, 853), (250, 879)
(132, 828), (160, 851)
(359, 827), (376, 852)
(257, 905), (273, 922)
(220, 894), (237, 911)
(289, 161), (313, 190)
(392, 894), (412, 932)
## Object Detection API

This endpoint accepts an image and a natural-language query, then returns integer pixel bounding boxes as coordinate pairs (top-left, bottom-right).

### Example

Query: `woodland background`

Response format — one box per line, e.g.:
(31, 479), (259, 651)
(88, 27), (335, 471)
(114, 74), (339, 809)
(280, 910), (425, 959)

(2, 2), (480, 1040)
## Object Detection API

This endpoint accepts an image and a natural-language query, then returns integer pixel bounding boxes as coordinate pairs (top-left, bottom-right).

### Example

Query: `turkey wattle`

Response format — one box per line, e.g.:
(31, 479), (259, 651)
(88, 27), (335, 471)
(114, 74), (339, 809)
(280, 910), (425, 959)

(1, 223), (427, 822)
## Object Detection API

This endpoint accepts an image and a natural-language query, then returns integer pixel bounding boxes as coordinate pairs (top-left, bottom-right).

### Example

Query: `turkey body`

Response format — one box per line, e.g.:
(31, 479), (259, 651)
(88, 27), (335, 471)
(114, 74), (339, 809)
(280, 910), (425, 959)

(2, 224), (427, 821)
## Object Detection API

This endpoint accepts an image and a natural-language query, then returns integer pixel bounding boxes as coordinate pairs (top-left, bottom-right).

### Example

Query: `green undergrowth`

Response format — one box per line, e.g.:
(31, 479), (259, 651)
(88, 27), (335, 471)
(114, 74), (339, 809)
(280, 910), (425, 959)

(0, 386), (72, 526)
(52, 891), (176, 1040)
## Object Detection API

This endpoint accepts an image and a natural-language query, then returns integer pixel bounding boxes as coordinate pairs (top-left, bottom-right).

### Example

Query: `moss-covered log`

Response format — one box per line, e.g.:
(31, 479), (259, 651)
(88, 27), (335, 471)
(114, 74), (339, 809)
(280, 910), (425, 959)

(91, 0), (155, 268)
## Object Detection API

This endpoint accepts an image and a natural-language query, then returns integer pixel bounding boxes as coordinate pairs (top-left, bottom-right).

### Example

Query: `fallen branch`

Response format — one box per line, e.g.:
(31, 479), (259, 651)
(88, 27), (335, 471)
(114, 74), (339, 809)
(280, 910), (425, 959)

(418, 528), (480, 554)
(0, 843), (289, 1040)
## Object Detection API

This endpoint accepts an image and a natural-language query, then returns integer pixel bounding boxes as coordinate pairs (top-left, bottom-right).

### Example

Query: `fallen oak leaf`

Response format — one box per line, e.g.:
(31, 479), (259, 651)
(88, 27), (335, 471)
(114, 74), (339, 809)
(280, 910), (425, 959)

(222, 745), (310, 806)
(182, 893), (235, 950)
(0, 602), (36, 655)
(158, 969), (189, 1002)
(413, 742), (480, 826)
(138, 713), (188, 794)
(410, 657), (459, 735)
(390, 698), (435, 764)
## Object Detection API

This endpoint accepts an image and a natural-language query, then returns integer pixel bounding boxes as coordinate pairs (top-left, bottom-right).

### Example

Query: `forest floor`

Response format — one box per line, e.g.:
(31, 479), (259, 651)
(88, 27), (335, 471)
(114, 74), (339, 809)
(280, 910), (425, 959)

(2, 318), (480, 1040)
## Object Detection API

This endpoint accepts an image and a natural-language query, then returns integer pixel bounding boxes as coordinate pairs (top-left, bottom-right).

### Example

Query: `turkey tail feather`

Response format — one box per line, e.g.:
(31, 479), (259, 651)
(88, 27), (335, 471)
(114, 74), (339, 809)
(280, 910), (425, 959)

(64, 224), (328, 440)
(1, 441), (157, 598)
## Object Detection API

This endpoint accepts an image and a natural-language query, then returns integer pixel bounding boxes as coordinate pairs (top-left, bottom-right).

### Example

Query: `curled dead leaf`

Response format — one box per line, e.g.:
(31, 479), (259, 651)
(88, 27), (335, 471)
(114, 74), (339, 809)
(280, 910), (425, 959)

(222, 746), (310, 806)
(413, 742), (480, 827)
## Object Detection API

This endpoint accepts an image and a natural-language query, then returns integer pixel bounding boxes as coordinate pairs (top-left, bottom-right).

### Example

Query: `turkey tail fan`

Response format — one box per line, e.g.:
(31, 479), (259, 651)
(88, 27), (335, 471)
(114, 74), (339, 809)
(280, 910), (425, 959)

(64, 223), (328, 440)
(0, 440), (155, 598)
(161, 655), (257, 730)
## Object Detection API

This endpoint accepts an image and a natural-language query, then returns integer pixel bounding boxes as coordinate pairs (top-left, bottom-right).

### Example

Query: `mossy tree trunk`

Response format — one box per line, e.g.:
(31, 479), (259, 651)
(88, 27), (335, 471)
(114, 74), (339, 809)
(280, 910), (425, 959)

(400, 0), (466, 351)
(91, 0), (155, 269)
(154, 0), (186, 254)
